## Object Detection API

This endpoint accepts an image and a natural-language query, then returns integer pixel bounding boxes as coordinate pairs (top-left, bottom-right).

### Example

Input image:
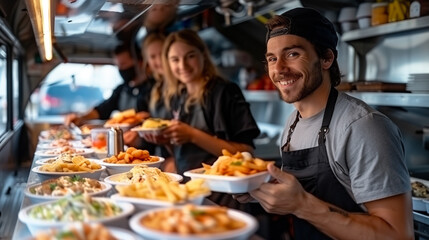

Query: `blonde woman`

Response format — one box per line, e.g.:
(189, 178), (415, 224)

(140, 32), (176, 173)
(160, 29), (260, 175)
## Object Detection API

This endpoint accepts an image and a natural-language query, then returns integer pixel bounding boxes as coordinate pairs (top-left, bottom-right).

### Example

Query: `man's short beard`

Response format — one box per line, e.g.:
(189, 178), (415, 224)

(278, 61), (323, 104)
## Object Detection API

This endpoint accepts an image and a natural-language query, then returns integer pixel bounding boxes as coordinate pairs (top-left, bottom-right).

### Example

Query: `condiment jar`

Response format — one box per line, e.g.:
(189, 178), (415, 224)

(372, 2), (389, 26)
(388, 0), (409, 22)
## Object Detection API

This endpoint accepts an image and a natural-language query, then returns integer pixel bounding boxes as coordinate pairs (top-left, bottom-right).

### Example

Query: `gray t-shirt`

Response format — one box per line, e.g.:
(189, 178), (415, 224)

(281, 92), (411, 204)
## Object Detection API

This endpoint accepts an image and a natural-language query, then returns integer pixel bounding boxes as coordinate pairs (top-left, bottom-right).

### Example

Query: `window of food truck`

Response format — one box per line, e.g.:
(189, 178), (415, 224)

(12, 58), (19, 125)
(0, 45), (7, 135)
(26, 63), (122, 120)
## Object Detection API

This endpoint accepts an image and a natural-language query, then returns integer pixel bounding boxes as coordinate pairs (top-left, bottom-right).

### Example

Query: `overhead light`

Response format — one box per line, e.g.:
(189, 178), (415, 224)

(25, 0), (55, 61)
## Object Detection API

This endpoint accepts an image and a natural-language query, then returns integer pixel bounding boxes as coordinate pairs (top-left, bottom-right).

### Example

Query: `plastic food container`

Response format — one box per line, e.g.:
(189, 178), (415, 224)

(184, 168), (271, 194)
(18, 197), (135, 236)
(372, 2), (389, 26)
(91, 128), (109, 149)
(32, 165), (106, 182)
(129, 206), (258, 240)
(98, 156), (165, 175)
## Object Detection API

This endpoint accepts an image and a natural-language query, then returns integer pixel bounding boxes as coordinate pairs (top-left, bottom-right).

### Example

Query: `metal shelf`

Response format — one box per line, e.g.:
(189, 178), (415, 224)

(346, 92), (429, 108)
(342, 16), (429, 42)
(244, 90), (429, 108)
(243, 90), (280, 102)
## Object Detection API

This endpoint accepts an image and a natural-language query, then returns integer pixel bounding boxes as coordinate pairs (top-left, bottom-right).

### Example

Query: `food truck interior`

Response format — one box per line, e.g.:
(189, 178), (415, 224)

(0, 0), (429, 239)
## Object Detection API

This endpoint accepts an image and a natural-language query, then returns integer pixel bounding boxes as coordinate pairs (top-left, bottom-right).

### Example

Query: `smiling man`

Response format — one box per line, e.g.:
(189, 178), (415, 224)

(236, 7), (414, 240)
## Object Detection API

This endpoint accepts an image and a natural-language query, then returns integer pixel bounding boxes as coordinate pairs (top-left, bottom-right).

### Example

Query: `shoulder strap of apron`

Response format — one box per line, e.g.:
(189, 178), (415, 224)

(318, 88), (338, 144)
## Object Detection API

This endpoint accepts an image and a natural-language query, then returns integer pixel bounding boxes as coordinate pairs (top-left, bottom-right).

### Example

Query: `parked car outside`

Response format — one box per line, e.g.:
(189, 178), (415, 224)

(38, 84), (104, 116)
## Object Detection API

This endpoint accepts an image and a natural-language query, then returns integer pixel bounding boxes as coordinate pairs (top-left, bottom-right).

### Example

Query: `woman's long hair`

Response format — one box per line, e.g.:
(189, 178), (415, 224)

(141, 32), (166, 112)
(162, 29), (219, 112)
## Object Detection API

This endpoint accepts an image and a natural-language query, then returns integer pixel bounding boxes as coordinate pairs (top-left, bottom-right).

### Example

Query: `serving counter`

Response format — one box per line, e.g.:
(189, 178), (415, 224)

(11, 135), (265, 240)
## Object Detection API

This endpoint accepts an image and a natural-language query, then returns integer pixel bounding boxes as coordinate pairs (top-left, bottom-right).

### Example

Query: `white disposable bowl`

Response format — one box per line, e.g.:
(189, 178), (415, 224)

(32, 165), (106, 182)
(99, 156), (165, 175)
(18, 197), (135, 236)
(34, 148), (95, 158)
(111, 192), (209, 211)
(129, 206), (258, 240)
(35, 157), (100, 165)
(184, 168), (270, 194)
(104, 172), (183, 187)
(131, 126), (167, 138)
(24, 224), (142, 240)
(37, 141), (86, 150)
(93, 148), (108, 159)
(25, 181), (112, 204)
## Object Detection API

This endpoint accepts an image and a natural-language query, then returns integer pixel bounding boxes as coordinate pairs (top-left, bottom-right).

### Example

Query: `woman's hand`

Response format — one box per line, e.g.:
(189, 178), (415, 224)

(142, 131), (169, 145)
(123, 131), (140, 147)
(162, 120), (195, 145)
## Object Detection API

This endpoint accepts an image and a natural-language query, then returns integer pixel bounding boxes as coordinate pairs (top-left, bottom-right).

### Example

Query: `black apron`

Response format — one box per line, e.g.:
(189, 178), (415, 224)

(172, 93), (216, 176)
(118, 86), (139, 111)
(281, 88), (364, 240)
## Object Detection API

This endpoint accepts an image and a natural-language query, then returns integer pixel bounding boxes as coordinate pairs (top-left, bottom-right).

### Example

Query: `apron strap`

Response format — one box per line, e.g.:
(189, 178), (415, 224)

(284, 111), (300, 151)
(318, 88), (338, 144)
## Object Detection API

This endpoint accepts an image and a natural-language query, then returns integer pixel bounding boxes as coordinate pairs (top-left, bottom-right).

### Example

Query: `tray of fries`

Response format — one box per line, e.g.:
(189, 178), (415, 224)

(184, 150), (273, 193)
(111, 179), (210, 210)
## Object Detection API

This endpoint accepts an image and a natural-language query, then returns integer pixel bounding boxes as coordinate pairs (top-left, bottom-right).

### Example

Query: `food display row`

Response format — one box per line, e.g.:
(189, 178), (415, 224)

(13, 124), (271, 240)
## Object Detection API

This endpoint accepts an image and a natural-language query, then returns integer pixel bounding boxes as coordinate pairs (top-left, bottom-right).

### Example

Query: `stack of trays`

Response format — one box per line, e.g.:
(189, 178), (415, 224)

(407, 73), (429, 93)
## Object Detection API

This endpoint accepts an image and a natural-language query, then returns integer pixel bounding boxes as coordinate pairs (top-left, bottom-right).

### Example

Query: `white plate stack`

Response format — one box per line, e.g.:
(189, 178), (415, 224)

(407, 73), (429, 93)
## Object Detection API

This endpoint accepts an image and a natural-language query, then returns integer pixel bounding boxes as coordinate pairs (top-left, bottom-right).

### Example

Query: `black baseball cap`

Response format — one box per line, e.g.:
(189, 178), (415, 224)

(266, 7), (338, 56)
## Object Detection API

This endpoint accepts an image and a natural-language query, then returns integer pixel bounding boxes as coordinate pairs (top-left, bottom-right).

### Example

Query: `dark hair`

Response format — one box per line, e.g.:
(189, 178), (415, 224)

(113, 43), (143, 62)
(114, 44), (130, 55)
(265, 14), (341, 87)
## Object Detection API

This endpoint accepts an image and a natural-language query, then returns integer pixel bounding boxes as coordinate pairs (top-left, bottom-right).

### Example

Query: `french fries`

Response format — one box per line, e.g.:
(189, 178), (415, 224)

(203, 149), (273, 176)
(140, 204), (246, 234)
(116, 178), (210, 203)
(39, 154), (101, 172)
(104, 147), (159, 164)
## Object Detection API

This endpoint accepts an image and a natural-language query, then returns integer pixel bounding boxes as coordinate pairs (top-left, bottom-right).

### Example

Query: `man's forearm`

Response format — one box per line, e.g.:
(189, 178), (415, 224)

(294, 192), (414, 240)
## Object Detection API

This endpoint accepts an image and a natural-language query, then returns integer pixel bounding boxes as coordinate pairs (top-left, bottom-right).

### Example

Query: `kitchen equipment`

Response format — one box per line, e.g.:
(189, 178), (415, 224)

(357, 2), (373, 28)
(108, 127), (124, 157)
(338, 7), (359, 32)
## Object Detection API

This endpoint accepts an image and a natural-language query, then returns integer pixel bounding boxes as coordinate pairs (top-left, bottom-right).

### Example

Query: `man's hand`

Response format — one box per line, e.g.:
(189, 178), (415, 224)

(250, 163), (308, 215)
(64, 113), (80, 126)
(233, 193), (257, 203)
